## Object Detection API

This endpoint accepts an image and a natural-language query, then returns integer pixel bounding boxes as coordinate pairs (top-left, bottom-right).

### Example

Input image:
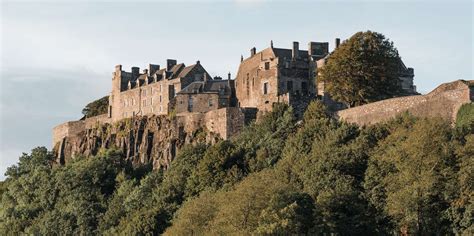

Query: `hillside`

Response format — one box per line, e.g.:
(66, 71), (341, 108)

(1, 102), (473, 235)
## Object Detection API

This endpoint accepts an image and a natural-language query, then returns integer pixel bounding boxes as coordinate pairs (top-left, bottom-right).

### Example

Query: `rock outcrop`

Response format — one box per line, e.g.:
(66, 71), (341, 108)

(53, 115), (220, 169)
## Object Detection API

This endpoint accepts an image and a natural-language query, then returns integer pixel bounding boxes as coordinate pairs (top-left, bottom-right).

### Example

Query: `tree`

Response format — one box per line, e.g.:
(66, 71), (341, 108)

(165, 170), (316, 235)
(319, 31), (405, 107)
(365, 118), (456, 235)
(82, 96), (109, 118)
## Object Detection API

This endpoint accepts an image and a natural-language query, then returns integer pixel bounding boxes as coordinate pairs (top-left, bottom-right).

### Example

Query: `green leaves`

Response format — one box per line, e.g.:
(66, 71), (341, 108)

(82, 96), (109, 118)
(320, 31), (404, 107)
(1, 106), (472, 235)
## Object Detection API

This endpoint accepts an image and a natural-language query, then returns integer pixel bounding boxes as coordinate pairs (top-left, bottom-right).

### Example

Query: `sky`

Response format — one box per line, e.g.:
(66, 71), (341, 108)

(0, 0), (472, 180)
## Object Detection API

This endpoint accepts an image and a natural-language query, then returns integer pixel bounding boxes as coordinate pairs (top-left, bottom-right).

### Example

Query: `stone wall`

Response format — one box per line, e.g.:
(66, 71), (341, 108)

(52, 121), (85, 148)
(176, 107), (245, 140)
(337, 80), (473, 126)
(174, 93), (221, 114)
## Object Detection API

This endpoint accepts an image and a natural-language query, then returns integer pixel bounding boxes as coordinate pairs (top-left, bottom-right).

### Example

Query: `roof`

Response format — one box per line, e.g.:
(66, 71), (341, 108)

(272, 48), (308, 59)
(177, 63), (198, 78)
(169, 63), (185, 79)
(178, 80), (232, 95)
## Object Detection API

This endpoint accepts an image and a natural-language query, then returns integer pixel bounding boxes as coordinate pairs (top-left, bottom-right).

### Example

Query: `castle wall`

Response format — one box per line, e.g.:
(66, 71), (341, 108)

(52, 120), (85, 147)
(174, 93), (221, 113)
(235, 48), (279, 111)
(337, 80), (473, 126)
(176, 107), (245, 140)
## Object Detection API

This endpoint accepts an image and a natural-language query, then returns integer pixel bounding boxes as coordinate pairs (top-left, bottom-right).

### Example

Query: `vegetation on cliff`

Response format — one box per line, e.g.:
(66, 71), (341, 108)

(82, 96), (109, 118)
(320, 31), (407, 107)
(1, 102), (473, 235)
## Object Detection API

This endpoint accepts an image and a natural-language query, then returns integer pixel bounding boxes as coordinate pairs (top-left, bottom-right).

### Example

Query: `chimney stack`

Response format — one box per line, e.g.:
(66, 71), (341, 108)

(335, 38), (341, 49)
(292, 41), (299, 59)
(203, 73), (208, 83)
(148, 64), (160, 76)
(131, 67), (140, 79)
(228, 72), (231, 80)
(166, 59), (177, 71)
(250, 47), (256, 57)
(115, 64), (122, 72)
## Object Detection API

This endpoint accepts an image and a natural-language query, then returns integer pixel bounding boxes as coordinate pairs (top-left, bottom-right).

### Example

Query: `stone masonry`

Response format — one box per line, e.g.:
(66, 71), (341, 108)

(337, 80), (473, 126)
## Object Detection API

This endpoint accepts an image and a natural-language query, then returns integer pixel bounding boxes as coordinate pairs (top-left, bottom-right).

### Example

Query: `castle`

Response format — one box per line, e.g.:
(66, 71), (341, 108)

(52, 38), (423, 147)
(106, 38), (416, 122)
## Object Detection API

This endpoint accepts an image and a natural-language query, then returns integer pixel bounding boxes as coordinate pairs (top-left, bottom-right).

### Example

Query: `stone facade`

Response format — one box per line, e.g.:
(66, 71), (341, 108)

(337, 80), (473, 126)
(55, 38), (469, 168)
(235, 41), (327, 116)
(173, 75), (235, 114)
(109, 60), (212, 121)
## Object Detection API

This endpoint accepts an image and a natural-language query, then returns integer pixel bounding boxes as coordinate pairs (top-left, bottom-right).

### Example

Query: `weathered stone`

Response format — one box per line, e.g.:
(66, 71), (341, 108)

(336, 80), (473, 126)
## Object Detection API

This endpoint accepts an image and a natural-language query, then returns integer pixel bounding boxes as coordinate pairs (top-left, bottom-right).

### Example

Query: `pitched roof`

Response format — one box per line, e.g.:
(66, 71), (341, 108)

(178, 80), (232, 96)
(177, 63), (198, 78)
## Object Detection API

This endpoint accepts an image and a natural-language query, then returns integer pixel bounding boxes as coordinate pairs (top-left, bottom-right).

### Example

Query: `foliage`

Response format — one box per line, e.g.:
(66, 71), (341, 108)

(319, 31), (405, 107)
(82, 96), (109, 118)
(1, 106), (473, 235)
(165, 170), (316, 235)
(456, 103), (474, 128)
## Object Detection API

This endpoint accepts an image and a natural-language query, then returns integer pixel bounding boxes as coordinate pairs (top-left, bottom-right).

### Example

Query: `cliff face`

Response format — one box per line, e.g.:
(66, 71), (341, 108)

(54, 115), (220, 169)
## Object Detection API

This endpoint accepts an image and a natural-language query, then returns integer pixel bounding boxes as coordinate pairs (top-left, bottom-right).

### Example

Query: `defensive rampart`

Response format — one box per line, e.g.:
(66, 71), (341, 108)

(337, 80), (473, 126)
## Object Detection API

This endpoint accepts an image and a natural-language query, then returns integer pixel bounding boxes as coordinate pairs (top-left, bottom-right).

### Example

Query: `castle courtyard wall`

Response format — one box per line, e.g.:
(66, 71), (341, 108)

(337, 80), (473, 126)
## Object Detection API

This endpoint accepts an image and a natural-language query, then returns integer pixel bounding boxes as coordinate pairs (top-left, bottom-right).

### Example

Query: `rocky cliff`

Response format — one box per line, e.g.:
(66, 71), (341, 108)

(53, 115), (220, 169)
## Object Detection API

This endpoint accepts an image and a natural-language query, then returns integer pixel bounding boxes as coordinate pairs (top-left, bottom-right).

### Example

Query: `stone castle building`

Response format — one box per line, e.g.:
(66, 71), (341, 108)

(236, 39), (416, 116)
(54, 38), (421, 147)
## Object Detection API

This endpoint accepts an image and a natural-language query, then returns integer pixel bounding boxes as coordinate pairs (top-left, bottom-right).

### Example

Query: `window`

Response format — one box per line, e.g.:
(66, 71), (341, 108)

(160, 95), (162, 103)
(188, 97), (193, 112)
(143, 100), (147, 106)
(160, 106), (163, 112)
(264, 62), (270, 70)
(143, 90), (146, 96)
(150, 98), (153, 105)
(246, 77), (250, 96)
(160, 84), (162, 92)
(263, 82), (268, 94)
(208, 99), (213, 107)
(302, 82), (308, 94)
(287, 81), (293, 92)
(252, 78), (255, 86)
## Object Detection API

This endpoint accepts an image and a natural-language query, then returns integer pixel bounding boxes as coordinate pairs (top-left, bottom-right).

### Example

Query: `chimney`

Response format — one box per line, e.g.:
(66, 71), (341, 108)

(115, 64), (122, 72)
(250, 47), (256, 57)
(143, 69), (148, 75)
(196, 60), (200, 65)
(335, 38), (341, 49)
(270, 40), (274, 48)
(148, 64), (160, 76)
(131, 67), (140, 79)
(292, 41), (299, 59)
(166, 59), (177, 71)
(228, 72), (231, 80)
(203, 73), (208, 83)
(241, 55), (244, 62)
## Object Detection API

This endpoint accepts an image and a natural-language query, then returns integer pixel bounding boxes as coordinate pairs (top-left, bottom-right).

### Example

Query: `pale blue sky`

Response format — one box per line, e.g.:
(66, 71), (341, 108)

(1, 0), (472, 180)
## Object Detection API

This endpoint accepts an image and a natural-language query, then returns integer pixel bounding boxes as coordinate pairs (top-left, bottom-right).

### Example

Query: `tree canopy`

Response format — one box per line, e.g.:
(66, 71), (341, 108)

(82, 96), (109, 118)
(1, 103), (473, 235)
(319, 31), (405, 107)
